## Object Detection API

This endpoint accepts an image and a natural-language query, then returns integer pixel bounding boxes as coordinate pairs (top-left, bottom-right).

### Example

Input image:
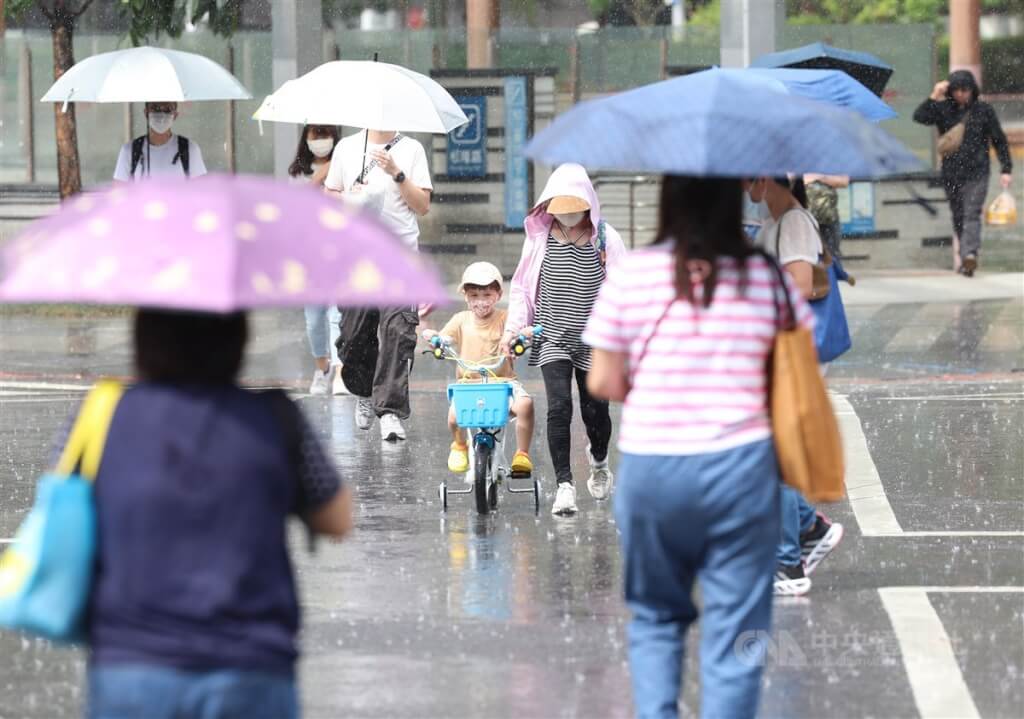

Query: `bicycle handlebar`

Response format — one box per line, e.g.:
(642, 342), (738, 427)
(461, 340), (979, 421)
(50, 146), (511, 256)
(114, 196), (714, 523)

(422, 325), (543, 375)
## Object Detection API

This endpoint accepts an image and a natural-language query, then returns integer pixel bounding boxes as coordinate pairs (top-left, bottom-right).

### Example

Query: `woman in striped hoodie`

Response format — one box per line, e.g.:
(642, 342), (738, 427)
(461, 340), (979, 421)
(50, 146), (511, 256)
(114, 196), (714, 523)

(504, 163), (626, 516)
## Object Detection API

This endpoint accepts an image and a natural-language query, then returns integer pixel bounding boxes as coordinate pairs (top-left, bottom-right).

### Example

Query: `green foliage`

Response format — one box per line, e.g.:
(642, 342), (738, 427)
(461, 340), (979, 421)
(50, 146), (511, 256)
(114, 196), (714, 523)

(688, 0), (719, 27)
(5, 0), (36, 20)
(937, 34), (1024, 94)
(785, 0), (946, 24)
(120, 0), (244, 46)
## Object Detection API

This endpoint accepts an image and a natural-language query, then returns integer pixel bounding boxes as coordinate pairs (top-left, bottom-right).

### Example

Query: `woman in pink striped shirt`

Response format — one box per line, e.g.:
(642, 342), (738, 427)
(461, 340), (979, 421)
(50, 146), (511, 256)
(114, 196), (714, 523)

(583, 176), (814, 719)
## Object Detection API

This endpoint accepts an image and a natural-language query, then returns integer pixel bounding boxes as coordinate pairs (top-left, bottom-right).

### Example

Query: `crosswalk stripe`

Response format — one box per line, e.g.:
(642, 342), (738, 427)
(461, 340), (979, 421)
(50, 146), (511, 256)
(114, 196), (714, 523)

(978, 300), (1024, 353)
(879, 589), (981, 719)
(883, 303), (960, 352)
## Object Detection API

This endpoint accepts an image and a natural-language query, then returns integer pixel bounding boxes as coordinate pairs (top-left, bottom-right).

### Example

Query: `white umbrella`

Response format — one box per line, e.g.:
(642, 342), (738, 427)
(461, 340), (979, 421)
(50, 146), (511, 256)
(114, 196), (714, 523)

(41, 46), (252, 107)
(253, 60), (467, 134)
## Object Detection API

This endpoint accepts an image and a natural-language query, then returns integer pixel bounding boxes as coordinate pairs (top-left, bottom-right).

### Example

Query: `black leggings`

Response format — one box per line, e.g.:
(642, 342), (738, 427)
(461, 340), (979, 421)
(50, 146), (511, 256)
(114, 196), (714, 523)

(541, 360), (612, 485)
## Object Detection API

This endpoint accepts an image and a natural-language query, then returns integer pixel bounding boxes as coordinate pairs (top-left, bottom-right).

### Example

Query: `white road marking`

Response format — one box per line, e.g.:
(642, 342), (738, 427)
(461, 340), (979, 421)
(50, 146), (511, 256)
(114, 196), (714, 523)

(878, 394), (1023, 402)
(832, 394), (903, 536)
(979, 300), (1024, 353)
(868, 532), (1019, 536)
(884, 303), (956, 352)
(879, 588), (981, 719)
(868, 531), (1024, 538)
(881, 586), (1024, 594)
(0, 381), (91, 392)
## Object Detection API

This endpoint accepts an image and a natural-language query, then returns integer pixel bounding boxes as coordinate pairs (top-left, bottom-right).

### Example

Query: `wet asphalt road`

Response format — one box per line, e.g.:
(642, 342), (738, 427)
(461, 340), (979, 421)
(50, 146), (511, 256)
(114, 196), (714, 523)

(0, 283), (1022, 718)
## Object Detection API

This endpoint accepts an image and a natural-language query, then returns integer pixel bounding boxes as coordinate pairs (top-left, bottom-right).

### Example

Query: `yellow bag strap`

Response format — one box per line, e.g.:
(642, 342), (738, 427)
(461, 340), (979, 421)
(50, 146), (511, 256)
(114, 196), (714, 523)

(55, 380), (124, 481)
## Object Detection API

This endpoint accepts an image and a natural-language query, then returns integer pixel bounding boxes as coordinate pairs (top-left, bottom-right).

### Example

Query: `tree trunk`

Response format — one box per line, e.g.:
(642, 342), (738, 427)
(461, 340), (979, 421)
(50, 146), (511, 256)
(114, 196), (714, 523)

(52, 17), (82, 198)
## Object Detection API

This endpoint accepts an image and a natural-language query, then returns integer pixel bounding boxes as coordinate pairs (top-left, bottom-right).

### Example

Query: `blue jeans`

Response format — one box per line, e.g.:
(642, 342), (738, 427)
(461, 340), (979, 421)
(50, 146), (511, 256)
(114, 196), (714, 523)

(777, 486), (818, 566)
(614, 440), (780, 719)
(87, 664), (298, 719)
(303, 306), (341, 363)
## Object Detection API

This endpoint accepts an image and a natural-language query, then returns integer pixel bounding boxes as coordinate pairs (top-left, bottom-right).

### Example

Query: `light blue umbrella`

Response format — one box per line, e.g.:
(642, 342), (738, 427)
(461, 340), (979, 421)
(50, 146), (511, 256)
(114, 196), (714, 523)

(740, 68), (896, 122)
(524, 68), (921, 178)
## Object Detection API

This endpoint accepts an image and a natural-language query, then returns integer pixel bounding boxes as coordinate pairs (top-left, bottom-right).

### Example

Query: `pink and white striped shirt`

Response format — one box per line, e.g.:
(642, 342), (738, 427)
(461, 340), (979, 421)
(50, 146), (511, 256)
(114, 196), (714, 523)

(582, 243), (814, 456)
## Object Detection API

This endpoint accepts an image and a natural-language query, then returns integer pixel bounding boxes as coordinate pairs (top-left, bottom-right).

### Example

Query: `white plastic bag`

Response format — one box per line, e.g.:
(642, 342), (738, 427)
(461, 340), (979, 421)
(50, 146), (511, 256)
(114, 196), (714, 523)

(985, 190), (1018, 226)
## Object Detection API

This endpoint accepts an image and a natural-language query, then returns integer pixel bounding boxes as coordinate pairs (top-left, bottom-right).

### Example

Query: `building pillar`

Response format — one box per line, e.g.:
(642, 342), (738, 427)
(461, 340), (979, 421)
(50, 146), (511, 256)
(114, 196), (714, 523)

(467, 0), (499, 69)
(949, 0), (982, 87)
(719, 0), (785, 68)
(271, 0), (323, 178)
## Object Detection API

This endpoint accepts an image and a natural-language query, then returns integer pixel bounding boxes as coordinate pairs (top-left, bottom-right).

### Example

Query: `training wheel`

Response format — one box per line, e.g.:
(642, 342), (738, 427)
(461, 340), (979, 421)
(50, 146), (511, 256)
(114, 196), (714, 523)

(438, 482), (448, 512)
(533, 479), (541, 513)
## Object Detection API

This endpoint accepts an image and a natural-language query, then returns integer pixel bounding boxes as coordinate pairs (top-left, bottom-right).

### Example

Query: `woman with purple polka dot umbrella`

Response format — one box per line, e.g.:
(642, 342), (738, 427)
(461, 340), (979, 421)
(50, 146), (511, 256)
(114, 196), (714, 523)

(0, 174), (446, 719)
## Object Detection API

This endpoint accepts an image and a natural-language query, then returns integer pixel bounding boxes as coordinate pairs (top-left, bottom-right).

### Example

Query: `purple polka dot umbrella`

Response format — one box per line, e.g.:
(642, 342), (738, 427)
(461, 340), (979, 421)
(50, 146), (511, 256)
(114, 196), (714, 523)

(0, 174), (448, 312)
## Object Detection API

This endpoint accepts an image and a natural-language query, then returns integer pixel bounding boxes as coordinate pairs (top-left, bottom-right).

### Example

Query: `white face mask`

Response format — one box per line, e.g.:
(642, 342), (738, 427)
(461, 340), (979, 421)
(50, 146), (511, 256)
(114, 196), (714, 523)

(553, 211), (586, 228)
(307, 138), (334, 158)
(148, 113), (174, 134)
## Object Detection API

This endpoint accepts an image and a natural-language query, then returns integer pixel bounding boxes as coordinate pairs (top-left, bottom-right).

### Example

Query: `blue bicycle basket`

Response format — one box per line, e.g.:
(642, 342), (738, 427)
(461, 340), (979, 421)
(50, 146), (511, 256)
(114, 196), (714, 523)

(448, 383), (512, 429)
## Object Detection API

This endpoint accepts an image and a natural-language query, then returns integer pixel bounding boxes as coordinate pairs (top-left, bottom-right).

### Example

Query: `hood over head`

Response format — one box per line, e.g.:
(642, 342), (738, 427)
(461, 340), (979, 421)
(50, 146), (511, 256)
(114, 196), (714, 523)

(947, 70), (980, 104)
(530, 163), (603, 228)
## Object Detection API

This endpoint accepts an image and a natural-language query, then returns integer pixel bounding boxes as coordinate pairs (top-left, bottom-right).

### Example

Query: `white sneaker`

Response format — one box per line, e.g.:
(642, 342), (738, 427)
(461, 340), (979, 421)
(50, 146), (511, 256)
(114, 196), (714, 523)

(309, 368), (330, 396)
(380, 413), (406, 442)
(551, 483), (578, 516)
(332, 367), (350, 396)
(587, 447), (614, 500)
(355, 397), (374, 430)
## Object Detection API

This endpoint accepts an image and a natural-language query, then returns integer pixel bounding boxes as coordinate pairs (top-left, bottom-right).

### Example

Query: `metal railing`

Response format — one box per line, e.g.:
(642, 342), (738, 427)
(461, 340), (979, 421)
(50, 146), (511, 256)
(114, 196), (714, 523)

(591, 173), (660, 249)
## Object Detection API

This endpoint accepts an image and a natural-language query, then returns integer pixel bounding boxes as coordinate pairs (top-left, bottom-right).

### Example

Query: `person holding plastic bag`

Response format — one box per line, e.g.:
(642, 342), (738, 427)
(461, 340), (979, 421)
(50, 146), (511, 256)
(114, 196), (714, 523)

(913, 70), (1013, 276)
(745, 176), (846, 597)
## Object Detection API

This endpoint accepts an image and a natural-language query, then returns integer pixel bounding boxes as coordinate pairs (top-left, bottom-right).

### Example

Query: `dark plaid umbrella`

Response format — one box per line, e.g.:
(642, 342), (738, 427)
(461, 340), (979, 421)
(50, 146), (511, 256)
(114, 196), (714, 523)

(751, 42), (893, 97)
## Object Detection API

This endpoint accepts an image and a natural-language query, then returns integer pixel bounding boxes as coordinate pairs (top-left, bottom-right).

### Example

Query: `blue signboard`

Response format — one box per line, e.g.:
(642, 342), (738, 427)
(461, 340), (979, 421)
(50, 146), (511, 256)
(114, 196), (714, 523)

(447, 96), (487, 178)
(839, 181), (876, 235)
(504, 76), (529, 228)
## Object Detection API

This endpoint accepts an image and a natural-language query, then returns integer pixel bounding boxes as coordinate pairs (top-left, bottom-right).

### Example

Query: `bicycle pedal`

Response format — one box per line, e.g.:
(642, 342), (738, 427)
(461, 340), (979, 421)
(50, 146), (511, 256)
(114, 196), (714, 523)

(509, 470), (532, 480)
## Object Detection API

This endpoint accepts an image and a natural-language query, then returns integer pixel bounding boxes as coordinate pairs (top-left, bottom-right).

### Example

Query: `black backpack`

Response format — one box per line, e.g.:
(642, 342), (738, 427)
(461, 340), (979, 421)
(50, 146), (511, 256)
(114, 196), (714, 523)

(129, 135), (190, 178)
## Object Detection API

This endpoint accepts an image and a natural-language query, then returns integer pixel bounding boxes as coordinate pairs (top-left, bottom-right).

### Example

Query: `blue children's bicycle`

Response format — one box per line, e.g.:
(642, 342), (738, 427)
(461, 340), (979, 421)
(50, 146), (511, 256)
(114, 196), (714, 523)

(426, 327), (542, 515)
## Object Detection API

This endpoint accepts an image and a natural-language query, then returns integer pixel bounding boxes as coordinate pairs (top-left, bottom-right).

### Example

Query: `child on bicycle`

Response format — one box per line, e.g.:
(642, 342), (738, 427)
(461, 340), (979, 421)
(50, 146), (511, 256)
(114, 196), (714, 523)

(423, 262), (535, 476)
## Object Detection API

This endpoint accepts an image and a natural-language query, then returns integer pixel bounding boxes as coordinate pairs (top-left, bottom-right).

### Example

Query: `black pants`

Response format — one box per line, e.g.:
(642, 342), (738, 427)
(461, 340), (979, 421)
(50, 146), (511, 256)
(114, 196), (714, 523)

(336, 306), (418, 419)
(541, 360), (612, 485)
(944, 175), (989, 260)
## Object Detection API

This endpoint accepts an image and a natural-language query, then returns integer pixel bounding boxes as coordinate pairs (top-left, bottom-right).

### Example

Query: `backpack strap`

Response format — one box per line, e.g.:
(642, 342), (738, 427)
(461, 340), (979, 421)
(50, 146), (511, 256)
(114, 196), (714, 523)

(173, 136), (190, 177)
(129, 136), (147, 178)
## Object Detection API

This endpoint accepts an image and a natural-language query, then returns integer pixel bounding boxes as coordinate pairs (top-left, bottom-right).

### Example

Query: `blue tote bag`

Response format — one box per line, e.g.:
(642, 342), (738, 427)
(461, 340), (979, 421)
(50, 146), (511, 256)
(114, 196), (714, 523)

(0, 381), (122, 642)
(810, 255), (852, 363)
(772, 208), (852, 364)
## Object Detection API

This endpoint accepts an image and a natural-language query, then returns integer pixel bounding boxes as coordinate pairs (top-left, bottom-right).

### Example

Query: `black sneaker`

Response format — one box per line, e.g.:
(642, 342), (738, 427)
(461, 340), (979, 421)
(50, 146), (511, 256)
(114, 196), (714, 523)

(773, 563), (811, 596)
(800, 512), (844, 575)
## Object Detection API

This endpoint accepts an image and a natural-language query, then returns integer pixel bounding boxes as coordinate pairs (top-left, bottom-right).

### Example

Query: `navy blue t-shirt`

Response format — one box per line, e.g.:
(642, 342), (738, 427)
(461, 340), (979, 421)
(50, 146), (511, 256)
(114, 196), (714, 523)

(85, 383), (340, 676)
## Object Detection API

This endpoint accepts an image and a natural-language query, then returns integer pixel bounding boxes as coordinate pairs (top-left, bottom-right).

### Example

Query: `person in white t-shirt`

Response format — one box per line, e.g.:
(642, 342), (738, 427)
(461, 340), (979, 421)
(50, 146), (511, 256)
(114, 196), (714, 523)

(324, 129), (432, 441)
(746, 176), (845, 599)
(113, 102), (207, 182)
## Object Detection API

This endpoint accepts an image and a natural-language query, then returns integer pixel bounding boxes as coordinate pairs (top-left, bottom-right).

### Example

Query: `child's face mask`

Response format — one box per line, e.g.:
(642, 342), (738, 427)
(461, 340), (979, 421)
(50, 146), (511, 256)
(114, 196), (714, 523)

(465, 288), (500, 318)
(553, 211), (586, 228)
